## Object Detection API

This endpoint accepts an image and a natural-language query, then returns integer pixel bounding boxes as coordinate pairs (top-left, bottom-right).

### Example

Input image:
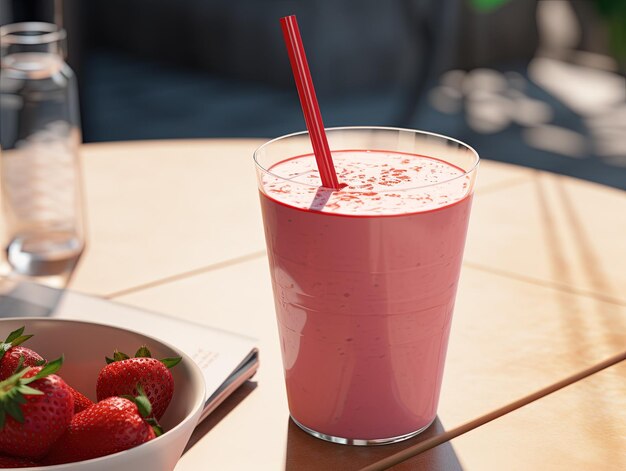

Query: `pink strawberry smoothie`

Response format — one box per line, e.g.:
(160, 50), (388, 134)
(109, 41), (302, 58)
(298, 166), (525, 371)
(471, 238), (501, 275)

(259, 150), (473, 441)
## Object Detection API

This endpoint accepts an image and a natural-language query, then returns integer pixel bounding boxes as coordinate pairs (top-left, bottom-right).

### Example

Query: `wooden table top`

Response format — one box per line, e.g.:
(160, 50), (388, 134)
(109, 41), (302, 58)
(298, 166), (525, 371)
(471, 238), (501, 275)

(69, 139), (626, 470)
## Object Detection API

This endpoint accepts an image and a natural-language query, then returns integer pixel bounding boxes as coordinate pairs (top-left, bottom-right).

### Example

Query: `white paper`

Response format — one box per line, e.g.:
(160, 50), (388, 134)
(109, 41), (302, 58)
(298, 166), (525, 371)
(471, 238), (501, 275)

(0, 283), (259, 415)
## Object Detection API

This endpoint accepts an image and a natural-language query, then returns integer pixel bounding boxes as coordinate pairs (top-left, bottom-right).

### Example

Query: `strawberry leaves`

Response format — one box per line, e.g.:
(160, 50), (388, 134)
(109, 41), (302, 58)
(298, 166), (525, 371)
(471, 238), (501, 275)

(0, 357), (63, 428)
(104, 346), (181, 369)
(105, 350), (130, 364)
(160, 357), (182, 369)
(33, 357), (63, 380)
(121, 384), (163, 437)
(134, 346), (151, 358)
(0, 327), (34, 361)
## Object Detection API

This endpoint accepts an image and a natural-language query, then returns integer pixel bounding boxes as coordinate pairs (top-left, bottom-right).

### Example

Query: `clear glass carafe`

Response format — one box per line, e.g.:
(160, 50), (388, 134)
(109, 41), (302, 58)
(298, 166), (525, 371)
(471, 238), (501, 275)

(0, 22), (85, 288)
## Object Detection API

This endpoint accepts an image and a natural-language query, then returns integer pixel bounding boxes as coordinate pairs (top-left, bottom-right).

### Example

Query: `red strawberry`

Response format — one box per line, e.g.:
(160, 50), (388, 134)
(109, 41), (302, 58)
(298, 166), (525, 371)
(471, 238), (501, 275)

(0, 358), (74, 460)
(0, 454), (39, 467)
(0, 327), (45, 380)
(43, 387), (161, 465)
(0, 346), (44, 381)
(68, 385), (93, 413)
(96, 346), (181, 420)
(0, 327), (93, 414)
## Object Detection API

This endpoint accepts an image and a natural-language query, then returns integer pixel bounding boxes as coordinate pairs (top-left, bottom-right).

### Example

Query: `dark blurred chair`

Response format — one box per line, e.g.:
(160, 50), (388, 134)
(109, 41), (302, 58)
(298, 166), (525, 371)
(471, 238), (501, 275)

(65, 0), (539, 140)
(5, 0), (626, 189)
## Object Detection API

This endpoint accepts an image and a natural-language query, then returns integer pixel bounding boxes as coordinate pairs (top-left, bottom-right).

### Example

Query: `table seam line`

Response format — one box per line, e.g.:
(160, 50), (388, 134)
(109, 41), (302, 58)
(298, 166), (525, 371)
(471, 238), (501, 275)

(475, 175), (534, 196)
(463, 261), (626, 307)
(102, 250), (267, 299)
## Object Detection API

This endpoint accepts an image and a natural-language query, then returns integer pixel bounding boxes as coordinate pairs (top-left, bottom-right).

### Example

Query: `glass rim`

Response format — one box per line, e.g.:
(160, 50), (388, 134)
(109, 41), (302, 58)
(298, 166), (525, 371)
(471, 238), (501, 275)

(253, 126), (480, 193)
(0, 22), (66, 45)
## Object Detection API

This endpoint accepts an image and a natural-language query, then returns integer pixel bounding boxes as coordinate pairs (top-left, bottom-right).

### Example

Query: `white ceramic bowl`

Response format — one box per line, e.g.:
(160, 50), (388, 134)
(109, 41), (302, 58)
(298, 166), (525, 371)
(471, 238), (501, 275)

(0, 318), (206, 471)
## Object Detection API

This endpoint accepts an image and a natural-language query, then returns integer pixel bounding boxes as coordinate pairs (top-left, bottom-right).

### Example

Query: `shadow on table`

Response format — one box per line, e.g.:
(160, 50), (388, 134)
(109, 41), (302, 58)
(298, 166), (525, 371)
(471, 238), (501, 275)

(182, 380), (258, 455)
(0, 280), (65, 318)
(284, 417), (464, 471)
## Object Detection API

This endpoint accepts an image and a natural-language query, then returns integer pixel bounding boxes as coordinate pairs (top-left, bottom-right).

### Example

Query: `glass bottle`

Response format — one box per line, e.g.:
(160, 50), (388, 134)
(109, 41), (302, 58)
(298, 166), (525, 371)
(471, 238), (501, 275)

(0, 22), (85, 288)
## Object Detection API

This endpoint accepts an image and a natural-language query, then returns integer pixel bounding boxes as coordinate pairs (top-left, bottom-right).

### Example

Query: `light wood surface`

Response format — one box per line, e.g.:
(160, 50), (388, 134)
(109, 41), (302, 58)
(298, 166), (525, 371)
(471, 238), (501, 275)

(68, 139), (626, 470)
(409, 361), (626, 471)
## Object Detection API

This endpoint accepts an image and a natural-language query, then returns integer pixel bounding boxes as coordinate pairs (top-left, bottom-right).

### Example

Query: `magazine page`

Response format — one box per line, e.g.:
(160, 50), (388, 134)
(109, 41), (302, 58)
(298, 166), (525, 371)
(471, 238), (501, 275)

(0, 282), (259, 416)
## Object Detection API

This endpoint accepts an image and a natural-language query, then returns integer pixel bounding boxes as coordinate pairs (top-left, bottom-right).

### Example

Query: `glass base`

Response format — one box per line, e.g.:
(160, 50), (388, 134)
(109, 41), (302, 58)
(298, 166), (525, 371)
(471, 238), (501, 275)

(290, 415), (436, 446)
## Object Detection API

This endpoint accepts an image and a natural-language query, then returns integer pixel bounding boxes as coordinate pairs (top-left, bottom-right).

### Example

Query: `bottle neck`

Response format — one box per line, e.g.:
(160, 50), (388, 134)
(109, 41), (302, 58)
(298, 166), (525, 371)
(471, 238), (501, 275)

(0, 22), (66, 78)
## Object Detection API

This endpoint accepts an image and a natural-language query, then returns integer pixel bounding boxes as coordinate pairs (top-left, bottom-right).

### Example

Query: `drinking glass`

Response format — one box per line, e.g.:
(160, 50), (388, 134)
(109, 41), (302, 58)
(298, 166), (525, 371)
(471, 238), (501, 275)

(255, 127), (478, 445)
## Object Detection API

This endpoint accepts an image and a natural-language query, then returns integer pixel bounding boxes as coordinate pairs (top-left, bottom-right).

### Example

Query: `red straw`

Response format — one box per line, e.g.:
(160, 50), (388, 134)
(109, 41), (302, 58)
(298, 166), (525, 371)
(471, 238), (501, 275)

(280, 15), (341, 190)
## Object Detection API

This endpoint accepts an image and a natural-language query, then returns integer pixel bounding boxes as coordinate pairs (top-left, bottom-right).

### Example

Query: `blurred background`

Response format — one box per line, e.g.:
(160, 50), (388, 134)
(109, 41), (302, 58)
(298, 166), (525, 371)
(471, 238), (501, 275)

(2, 0), (625, 189)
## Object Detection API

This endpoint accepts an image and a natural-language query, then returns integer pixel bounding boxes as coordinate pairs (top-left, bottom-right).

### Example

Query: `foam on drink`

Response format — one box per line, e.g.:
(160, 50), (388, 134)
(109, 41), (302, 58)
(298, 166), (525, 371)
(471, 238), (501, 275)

(263, 150), (470, 215)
